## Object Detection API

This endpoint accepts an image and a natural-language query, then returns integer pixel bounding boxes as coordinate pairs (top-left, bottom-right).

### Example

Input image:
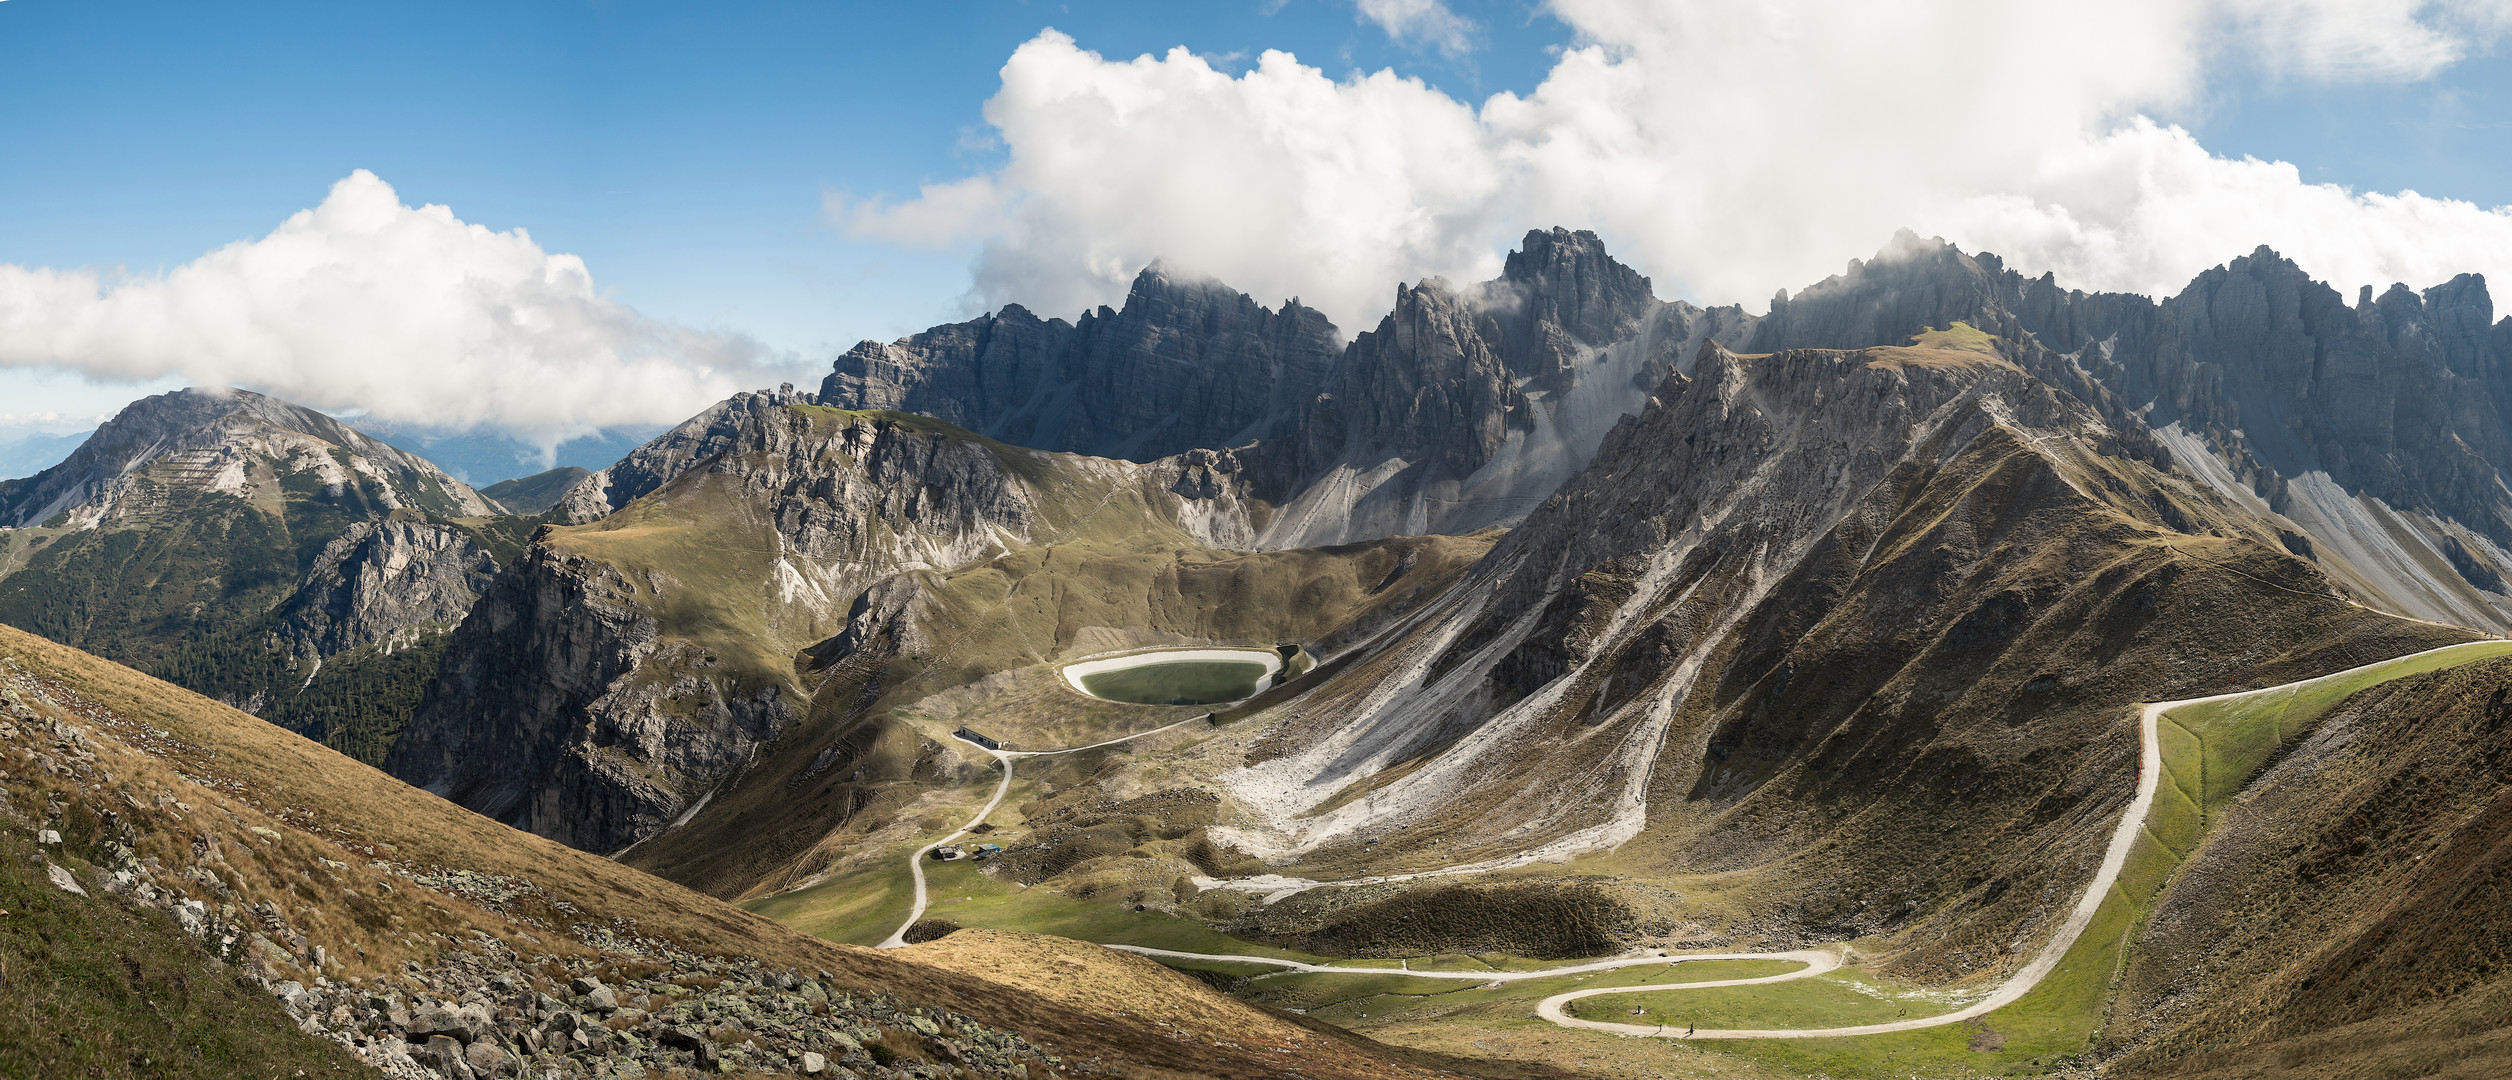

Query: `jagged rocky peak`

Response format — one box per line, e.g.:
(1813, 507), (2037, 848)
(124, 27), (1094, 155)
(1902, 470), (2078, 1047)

(0, 386), (496, 529)
(553, 384), (817, 524)
(820, 263), (1341, 463)
(1211, 327), (2454, 983)
(1253, 228), (1754, 548)
(1484, 226), (1659, 383)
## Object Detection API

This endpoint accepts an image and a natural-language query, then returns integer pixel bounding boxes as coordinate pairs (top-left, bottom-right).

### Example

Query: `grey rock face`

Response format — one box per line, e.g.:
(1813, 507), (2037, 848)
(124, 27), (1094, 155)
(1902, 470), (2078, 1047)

(1217, 334), (2456, 979)
(1256, 228), (1755, 546)
(814, 227), (1752, 550)
(385, 541), (731, 855)
(1747, 232), (2512, 630)
(277, 518), (500, 660)
(822, 262), (1342, 463)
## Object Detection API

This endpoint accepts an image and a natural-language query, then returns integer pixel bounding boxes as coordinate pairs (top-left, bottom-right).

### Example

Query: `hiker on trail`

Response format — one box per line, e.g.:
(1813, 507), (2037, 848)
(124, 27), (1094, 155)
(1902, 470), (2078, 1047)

(1685, 1022), (1695, 1037)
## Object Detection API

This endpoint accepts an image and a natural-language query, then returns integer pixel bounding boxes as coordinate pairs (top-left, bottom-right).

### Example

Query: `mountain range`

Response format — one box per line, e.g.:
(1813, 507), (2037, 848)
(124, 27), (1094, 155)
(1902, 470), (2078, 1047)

(8, 227), (2512, 1079)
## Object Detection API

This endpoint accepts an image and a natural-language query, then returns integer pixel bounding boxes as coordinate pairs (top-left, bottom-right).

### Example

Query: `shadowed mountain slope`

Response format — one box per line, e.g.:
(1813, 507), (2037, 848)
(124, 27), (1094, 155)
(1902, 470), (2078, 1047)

(825, 262), (1342, 464)
(392, 391), (1274, 856)
(822, 229), (1756, 549)
(0, 389), (532, 765)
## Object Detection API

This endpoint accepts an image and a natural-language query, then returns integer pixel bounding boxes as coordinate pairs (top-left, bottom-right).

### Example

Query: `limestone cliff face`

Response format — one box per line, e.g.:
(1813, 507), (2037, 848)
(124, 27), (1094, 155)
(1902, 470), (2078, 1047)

(1748, 233), (2512, 631)
(1211, 334), (2459, 977)
(396, 396), (1261, 854)
(275, 518), (500, 660)
(821, 264), (1342, 463)
(386, 540), (740, 854)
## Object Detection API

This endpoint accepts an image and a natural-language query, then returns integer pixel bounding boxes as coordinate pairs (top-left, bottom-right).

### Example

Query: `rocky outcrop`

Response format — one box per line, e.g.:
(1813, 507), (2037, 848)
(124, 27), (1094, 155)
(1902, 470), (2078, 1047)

(1748, 233), (2512, 630)
(275, 518), (501, 660)
(386, 541), (767, 855)
(552, 386), (819, 523)
(400, 399), (1262, 855)
(823, 264), (1342, 463)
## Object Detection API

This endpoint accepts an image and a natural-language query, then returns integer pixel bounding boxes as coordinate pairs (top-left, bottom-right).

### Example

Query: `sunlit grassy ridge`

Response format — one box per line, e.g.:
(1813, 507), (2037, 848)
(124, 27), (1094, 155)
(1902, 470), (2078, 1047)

(1594, 641), (2512, 1077)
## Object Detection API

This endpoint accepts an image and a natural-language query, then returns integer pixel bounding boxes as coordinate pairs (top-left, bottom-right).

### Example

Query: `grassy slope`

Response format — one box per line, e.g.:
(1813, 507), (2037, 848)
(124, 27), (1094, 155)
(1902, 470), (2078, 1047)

(2106, 651), (2512, 1078)
(1473, 643), (2512, 1079)
(0, 829), (366, 1080)
(0, 622), (1512, 1080)
(643, 529), (1491, 900)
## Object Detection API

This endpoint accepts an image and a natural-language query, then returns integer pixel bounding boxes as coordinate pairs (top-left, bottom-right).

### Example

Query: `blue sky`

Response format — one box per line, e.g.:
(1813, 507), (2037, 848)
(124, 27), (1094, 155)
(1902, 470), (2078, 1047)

(3, 0), (2509, 438)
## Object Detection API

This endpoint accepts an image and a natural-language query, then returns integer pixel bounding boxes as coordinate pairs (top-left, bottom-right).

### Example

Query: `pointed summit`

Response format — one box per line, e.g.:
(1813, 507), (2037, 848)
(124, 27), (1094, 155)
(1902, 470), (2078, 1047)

(1491, 227), (1658, 377)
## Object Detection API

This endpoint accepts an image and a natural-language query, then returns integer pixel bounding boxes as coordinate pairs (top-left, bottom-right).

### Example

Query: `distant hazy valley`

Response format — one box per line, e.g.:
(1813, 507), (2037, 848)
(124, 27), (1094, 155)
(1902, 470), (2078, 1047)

(11, 228), (2512, 1080)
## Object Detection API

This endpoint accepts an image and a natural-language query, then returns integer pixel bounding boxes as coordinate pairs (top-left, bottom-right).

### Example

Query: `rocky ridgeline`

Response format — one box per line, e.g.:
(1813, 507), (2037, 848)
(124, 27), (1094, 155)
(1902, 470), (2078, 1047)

(277, 517), (502, 662)
(1753, 234), (2512, 630)
(824, 265), (1341, 465)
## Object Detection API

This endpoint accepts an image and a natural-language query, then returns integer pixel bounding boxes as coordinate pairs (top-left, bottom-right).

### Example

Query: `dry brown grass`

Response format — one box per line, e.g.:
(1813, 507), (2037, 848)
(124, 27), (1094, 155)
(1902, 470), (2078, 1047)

(0, 622), (1545, 1079)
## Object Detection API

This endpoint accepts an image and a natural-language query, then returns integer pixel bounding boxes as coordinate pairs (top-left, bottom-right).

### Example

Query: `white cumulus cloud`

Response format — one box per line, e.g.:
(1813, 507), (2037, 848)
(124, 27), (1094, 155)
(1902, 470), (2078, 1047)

(1356, 0), (1478, 57)
(847, 0), (2512, 334)
(0, 171), (796, 447)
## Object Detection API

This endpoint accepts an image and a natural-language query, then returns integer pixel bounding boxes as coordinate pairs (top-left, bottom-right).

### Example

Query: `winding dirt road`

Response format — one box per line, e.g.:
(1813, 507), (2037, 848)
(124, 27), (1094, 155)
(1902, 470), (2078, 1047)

(881, 642), (2503, 1039)
(1110, 943), (1837, 985)
(878, 713), (1213, 948)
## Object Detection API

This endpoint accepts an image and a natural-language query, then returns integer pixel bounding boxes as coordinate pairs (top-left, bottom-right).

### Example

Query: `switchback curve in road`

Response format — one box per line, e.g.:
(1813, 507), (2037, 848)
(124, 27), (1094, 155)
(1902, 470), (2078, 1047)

(1111, 943), (1836, 985)
(1536, 639), (2505, 1039)
(878, 713), (1213, 948)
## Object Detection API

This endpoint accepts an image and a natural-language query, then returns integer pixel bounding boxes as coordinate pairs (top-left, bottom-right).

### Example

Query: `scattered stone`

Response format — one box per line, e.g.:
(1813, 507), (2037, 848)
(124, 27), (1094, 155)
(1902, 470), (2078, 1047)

(44, 861), (85, 896)
(460, 1039), (506, 1074)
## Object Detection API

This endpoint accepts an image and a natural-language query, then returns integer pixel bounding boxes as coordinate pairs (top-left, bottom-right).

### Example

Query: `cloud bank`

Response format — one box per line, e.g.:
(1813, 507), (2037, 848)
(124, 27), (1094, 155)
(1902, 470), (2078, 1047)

(843, 0), (2512, 334)
(0, 171), (791, 446)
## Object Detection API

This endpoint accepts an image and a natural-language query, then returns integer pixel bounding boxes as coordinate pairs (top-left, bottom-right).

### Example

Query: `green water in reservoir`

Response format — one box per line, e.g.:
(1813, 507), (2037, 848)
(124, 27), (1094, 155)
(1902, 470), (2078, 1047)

(1078, 660), (1270, 706)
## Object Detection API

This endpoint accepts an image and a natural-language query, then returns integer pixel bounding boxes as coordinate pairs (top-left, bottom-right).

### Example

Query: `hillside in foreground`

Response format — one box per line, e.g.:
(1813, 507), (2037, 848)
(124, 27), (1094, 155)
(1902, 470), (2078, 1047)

(0, 621), (1554, 1080)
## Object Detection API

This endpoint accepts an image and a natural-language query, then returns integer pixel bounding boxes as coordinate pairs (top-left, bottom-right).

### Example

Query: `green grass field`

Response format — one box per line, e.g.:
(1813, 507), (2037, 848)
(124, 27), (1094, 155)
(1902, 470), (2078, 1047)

(1078, 659), (1270, 705)
(1248, 958), (1814, 1025)
(1565, 970), (1963, 1030)
(1686, 640), (2512, 1078)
